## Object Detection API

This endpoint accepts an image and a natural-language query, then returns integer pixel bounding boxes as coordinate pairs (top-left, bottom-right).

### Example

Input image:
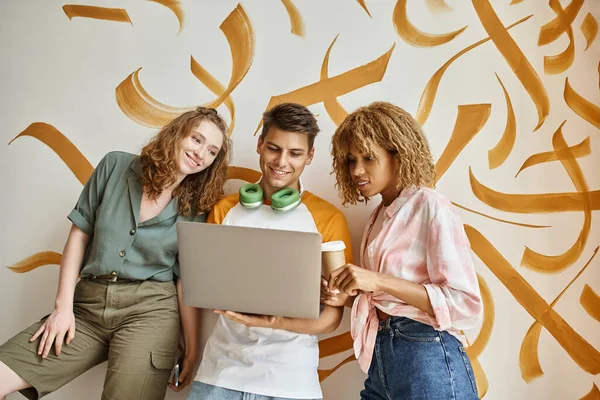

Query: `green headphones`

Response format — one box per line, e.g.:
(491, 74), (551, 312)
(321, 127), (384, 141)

(239, 184), (301, 212)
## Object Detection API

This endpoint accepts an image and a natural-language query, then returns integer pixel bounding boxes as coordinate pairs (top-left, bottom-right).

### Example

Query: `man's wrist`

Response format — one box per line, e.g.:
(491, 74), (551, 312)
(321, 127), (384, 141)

(269, 315), (285, 329)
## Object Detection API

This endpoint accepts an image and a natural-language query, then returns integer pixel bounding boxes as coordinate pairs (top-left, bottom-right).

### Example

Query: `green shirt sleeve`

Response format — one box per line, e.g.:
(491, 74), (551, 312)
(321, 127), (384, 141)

(67, 153), (113, 236)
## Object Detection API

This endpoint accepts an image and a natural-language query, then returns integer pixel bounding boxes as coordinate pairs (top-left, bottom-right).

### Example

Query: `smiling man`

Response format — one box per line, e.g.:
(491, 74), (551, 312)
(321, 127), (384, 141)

(187, 103), (353, 400)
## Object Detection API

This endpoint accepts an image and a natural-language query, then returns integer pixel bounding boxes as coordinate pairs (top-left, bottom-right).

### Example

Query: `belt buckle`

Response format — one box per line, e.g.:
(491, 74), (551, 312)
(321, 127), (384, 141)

(109, 271), (117, 283)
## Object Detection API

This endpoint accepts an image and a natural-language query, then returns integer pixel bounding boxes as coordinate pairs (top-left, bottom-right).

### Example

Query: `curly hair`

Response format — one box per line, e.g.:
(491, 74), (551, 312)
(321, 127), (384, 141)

(140, 107), (232, 216)
(331, 101), (435, 206)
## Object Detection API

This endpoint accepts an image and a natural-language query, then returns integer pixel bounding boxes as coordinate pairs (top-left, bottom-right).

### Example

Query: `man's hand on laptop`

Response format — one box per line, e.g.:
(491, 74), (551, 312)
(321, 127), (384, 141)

(214, 310), (278, 328)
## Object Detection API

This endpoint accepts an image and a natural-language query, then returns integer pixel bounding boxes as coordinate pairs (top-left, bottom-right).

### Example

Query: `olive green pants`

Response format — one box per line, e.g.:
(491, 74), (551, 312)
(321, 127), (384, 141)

(0, 279), (180, 400)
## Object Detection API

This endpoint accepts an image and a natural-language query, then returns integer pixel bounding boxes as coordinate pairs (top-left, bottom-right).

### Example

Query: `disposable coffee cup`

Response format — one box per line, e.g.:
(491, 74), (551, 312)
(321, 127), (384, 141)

(321, 241), (346, 284)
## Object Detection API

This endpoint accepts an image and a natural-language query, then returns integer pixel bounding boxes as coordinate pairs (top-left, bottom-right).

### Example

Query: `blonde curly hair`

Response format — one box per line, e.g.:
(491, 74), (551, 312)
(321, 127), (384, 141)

(140, 107), (232, 216)
(331, 101), (435, 206)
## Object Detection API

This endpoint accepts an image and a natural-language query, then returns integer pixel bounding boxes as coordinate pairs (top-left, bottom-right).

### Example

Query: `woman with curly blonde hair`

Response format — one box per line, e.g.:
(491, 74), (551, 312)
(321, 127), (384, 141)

(324, 102), (482, 399)
(0, 107), (232, 400)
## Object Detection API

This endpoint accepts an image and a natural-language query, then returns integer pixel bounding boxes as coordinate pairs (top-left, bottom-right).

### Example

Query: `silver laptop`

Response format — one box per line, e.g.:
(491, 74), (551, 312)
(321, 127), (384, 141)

(177, 221), (322, 319)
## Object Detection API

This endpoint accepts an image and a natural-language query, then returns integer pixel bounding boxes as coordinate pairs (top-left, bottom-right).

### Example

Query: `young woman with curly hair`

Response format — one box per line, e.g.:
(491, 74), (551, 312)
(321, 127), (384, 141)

(323, 102), (483, 400)
(0, 107), (232, 400)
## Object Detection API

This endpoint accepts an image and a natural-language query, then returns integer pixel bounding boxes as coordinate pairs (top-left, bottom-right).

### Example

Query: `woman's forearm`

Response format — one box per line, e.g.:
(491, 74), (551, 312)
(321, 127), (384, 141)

(378, 274), (434, 316)
(55, 224), (89, 310)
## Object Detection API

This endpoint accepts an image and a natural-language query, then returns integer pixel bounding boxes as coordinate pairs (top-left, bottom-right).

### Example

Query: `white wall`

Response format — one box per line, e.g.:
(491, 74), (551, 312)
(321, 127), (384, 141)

(1, 0), (599, 399)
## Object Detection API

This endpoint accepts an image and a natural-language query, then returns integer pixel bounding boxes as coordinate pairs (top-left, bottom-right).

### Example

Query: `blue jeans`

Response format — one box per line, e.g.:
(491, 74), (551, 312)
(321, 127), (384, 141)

(360, 317), (479, 400)
(187, 381), (322, 400)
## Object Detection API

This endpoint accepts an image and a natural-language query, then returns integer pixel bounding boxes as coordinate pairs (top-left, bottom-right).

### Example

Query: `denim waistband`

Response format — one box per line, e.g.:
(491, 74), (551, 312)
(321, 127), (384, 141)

(378, 316), (411, 332)
(377, 316), (439, 333)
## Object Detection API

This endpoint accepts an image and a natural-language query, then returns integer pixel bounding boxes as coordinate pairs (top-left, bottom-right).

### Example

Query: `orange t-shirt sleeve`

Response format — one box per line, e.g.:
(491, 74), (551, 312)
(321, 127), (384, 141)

(206, 194), (238, 225)
(304, 194), (354, 264)
(326, 212), (354, 264)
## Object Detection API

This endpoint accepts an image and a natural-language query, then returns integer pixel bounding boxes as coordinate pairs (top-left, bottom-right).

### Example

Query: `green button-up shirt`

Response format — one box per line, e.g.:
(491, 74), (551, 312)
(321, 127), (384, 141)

(68, 151), (206, 281)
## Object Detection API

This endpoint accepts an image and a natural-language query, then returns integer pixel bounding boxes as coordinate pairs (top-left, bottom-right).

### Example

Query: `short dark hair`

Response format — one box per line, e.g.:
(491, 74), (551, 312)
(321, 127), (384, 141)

(261, 103), (320, 149)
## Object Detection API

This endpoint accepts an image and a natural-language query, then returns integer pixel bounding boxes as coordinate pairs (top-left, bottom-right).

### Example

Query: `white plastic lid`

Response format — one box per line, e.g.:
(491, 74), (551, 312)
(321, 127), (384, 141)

(321, 240), (346, 252)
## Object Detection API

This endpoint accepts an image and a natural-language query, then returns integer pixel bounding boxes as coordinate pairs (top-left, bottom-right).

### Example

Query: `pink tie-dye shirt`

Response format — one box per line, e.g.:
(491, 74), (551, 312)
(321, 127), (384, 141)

(351, 185), (483, 372)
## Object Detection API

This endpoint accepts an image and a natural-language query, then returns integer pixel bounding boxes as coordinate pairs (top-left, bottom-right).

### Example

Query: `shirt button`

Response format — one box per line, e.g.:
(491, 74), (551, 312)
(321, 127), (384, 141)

(130, 228), (136, 235)
(119, 250), (126, 257)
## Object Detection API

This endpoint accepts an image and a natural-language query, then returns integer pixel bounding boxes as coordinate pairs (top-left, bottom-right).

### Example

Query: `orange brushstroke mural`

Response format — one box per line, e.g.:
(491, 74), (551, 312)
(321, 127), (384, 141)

(580, 284), (600, 323)
(320, 34), (350, 127)
(488, 73), (516, 170)
(190, 56), (237, 136)
(3, 1), (599, 399)
(434, 104), (491, 182)
(7, 252), (62, 273)
(580, 383), (600, 400)
(9, 123), (93, 185)
(564, 77), (600, 129)
(542, 0), (575, 75)
(472, 0), (549, 131)
(116, 3), (254, 128)
(581, 12), (598, 51)
(62, 4), (132, 24)
(393, 0), (467, 47)
(538, 0), (584, 46)
(516, 137), (590, 177)
(148, 0), (184, 34)
(519, 247), (598, 382)
(465, 226), (600, 376)
(355, 0), (372, 18)
(280, 0), (304, 37)
(415, 15), (531, 125)
(469, 169), (600, 213)
(520, 122), (592, 274)
(254, 42), (395, 135)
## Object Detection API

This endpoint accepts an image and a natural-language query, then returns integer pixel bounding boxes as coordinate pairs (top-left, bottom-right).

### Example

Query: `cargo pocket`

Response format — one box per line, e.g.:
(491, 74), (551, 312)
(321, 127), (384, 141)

(140, 351), (176, 400)
(151, 351), (175, 370)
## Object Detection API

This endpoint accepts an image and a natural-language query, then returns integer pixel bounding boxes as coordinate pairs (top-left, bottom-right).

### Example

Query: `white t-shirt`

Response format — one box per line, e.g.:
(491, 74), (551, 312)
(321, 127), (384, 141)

(194, 189), (353, 399)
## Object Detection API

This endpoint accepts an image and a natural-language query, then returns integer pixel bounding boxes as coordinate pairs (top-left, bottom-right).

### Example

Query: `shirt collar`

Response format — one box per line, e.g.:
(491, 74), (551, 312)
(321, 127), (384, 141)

(130, 156), (142, 175)
(384, 184), (418, 218)
(256, 177), (306, 197)
(128, 156), (180, 224)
